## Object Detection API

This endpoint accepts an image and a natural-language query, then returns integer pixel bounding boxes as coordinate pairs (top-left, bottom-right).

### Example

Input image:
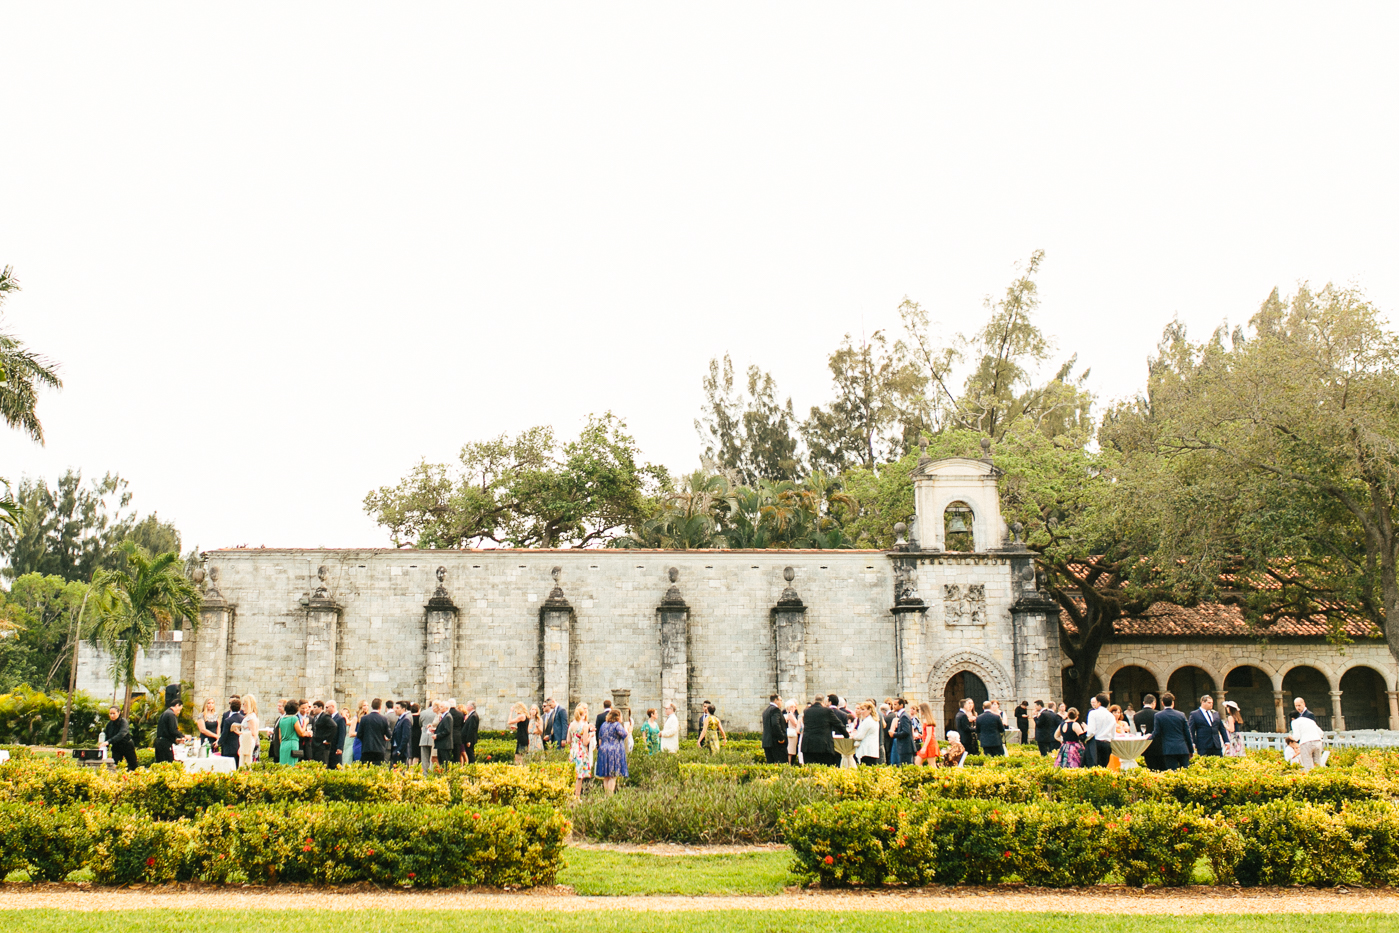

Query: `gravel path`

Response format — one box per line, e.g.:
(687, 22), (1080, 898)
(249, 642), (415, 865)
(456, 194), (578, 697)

(1, 884), (1397, 914)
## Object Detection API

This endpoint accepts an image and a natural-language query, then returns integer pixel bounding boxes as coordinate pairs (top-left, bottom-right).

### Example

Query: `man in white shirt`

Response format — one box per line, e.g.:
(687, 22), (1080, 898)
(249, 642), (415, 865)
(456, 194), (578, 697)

(1085, 694), (1116, 769)
(660, 701), (680, 753)
(1289, 711), (1326, 770)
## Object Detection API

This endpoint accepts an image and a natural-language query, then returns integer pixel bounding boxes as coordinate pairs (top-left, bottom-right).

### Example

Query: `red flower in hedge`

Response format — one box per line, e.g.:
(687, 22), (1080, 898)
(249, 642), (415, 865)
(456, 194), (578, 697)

(472, 813), (481, 820)
(146, 857), (156, 867)
(823, 856), (834, 865)
(303, 845), (313, 852)
(408, 873), (416, 879)
(1003, 851), (1011, 858)
(367, 849), (375, 857)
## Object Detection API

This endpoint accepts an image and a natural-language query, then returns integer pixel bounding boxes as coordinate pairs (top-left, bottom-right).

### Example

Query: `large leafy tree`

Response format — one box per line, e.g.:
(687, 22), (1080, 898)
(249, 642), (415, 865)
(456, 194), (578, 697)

(1101, 284), (1399, 665)
(0, 471), (180, 582)
(695, 354), (801, 484)
(0, 266), (63, 530)
(365, 412), (668, 548)
(88, 542), (201, 716)
(801, 330), (928, 473)
(0, 573), (91, 692)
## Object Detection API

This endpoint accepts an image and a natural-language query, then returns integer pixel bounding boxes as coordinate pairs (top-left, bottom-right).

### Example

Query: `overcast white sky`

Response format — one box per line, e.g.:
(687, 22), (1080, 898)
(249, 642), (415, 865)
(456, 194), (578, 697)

(1, 5), (1396, 552)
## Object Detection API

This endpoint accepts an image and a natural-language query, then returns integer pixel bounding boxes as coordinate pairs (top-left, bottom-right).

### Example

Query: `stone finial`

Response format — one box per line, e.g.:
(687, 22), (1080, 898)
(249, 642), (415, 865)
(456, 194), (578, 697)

(916, 436), (932, 469)
(432, 565), (450, 601)
(980, 436), (993, 459)
(893, 522), (908, 548)
(312, 565), (331, 599)
(777, 566), (803, 607)
(545, 565), (568, 606)
(1011, 521), (1024, 544)
(661, 566), (686, 608)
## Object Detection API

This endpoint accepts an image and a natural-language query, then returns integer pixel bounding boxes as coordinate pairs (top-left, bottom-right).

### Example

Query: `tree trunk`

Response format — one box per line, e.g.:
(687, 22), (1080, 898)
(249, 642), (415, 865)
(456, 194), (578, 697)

(60, 587), (92, 745)
(122, 649), (135, 720)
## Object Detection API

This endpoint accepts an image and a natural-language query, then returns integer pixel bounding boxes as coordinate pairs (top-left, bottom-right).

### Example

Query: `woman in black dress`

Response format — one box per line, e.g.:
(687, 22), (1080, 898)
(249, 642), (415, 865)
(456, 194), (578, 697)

(508, 702), (530, 765)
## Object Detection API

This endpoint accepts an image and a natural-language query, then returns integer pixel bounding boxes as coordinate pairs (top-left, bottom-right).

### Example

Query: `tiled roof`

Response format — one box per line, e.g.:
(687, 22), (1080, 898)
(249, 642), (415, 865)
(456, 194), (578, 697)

(1059, 600), (1382, 640)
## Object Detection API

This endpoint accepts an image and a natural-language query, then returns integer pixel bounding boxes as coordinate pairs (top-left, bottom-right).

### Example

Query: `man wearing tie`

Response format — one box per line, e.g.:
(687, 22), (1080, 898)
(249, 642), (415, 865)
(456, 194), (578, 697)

(1148, 692), (1194, 770)
(1188, 694), (1230, 757)
(1133, 694), (1162, 771)
(1033, 700), (1062, 757)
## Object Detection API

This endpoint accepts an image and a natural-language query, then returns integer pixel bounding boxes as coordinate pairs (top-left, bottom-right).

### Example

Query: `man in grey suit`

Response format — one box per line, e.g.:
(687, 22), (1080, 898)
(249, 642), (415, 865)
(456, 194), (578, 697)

(418, 701), (439, 775)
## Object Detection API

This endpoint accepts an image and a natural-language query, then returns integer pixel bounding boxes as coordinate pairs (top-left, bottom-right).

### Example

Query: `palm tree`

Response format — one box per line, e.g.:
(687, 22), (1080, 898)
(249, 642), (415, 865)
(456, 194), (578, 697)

(89, 542), (203, 716)
(0, 266), (63, 444)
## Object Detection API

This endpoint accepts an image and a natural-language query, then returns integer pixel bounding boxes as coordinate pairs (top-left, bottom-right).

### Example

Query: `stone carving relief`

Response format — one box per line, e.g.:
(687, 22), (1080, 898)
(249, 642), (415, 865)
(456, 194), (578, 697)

(894, 561), (921, 605)
(312, 565), (331, 600)
(432, 566), (450, 601)
(206, 565), (223, 600)
(943, 583), (987, 626)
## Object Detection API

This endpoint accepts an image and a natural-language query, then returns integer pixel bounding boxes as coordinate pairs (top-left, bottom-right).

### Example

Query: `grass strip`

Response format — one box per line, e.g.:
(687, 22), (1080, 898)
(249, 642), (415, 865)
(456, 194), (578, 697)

(0, 910), (1397, 933)
(559, 848), (796, 895)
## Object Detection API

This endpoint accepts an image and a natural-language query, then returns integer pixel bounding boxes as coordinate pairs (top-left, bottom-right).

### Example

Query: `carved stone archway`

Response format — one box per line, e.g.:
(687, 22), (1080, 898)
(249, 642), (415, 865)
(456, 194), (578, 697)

(928, 649), (1016, 706)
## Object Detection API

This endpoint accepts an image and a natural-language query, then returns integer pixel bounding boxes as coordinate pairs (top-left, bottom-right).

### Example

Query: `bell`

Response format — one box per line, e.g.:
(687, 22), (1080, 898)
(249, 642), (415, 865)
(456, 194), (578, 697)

(945, 511), (969, 533)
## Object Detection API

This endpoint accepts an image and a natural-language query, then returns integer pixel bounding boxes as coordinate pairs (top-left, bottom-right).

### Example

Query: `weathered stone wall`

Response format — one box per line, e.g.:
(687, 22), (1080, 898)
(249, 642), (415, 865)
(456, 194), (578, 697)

(75, 636), (183, 704)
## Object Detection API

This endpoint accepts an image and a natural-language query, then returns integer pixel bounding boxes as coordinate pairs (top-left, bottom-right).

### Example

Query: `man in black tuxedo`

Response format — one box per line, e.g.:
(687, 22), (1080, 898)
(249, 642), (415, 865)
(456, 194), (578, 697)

(218, 696), (244, 760)
(888, 698), (914, 765)
(1189, 695), (1230, 757)
(1033, 700), (1062, 757)
(391, 700), (413, 764)
(310, 700), (335, 765)
(431, 700), (455, 765)
(595, 700), (613, 735)
(1014, 702), (1030, 745)
(461, 701), (480, 764)
(880, 702), (894, 764)
(1134, 694), (1162, 771)
(448, 699), (465, 764)
(954, 699), (980, 756)
(976, 700), (1007, 756)
(762, 694), (788, 764)
(799, 695), (848, 766)
(154, 699), (183, 763)
(827, 694), (851, 726)
(358, 697), (392, 765)
(1148, 692), (1194, 770)
(329, 701), (347, 769)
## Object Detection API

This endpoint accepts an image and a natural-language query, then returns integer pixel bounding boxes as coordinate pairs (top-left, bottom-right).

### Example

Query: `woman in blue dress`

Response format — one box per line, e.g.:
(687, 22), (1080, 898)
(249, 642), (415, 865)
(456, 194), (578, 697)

(593, 708), (633, 795)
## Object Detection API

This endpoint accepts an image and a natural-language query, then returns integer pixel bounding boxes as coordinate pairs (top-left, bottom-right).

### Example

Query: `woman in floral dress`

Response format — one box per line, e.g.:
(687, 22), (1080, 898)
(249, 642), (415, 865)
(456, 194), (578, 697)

(594, 709), (634, 794)
(568, 703), (594, 798)
(1054, 708), (1087, 768)
(698, 706), (726, 754)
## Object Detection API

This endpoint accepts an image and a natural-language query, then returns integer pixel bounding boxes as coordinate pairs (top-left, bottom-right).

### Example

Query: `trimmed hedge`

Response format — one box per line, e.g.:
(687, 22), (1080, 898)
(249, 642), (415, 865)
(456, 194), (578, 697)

(784, 797), (1399, 888)
(0, 799), (569, 887)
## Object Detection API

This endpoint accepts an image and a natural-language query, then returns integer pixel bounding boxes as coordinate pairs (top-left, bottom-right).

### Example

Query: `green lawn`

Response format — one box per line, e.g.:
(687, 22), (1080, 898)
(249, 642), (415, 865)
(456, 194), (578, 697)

(0, 911), (1396, 933)
(559, 848), (797, 895)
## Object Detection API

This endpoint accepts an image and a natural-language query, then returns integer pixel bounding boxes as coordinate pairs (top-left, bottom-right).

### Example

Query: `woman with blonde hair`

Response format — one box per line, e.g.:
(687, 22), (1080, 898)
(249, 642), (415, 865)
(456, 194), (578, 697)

(528, 704), (545, 754)
(234, 693), (259, 769)
(508, 702), (530, 765)
(568, 702), (594, 797)
(197, 698), (219, 750)
(852, 702), (881, 766)
(914, 701), (940, 766)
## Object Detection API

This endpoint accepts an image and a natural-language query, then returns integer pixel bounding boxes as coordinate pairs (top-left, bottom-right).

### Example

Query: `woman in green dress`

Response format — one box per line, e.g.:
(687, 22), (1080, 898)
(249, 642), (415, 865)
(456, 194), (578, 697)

(640, 708), (661, 754)
(277, 699), (301, 765)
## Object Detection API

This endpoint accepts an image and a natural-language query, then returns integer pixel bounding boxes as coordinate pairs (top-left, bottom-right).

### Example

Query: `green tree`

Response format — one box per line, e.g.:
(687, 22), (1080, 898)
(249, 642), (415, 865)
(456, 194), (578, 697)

(88, 542), (202, 716)
(1101, 284), (1399, 666)
(695, 354), (801, 483)
(0, 266), (62, 445)
(801, 330), (928, 473)
(365, 413), (668, 549)
(0, 573), (91, 692)
(0, 471), (180, 582)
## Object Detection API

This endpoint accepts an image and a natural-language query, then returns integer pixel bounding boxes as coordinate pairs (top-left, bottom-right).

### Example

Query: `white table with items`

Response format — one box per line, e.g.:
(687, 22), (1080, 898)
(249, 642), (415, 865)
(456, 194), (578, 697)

(1110, 735), (1153, 770)
(174, 745), (238, 773)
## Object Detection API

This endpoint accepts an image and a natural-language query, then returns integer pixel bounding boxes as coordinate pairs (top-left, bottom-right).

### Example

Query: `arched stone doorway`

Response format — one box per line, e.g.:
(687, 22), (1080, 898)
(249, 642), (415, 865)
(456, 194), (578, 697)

(1167, 666), (1216, 712)
(1223, 666), (1273, 732)
(943, 670), (988, 731)
(1109, 666), (1159, 710)
(1282, 666), (1332, 730)
(1341, 667), (1389, 731)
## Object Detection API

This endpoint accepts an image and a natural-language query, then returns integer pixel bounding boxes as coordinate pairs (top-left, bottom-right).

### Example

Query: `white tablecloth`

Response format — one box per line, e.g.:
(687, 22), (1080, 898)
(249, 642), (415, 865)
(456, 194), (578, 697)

(0, 749), (9, 763)
(1111, 736), (1153, 770)
(180, 754), (237, 774)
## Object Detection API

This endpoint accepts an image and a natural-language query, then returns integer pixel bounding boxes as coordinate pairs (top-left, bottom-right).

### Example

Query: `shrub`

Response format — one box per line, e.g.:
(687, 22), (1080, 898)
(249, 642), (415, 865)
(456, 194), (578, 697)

(1107, 801), (1212, 887)
(84, 807), (199, 884)
(1222, 800), (1353, 887)
(9, 801), (92, 881)
(1008, 803), (1113, 887)
(573, 778), (823, 844)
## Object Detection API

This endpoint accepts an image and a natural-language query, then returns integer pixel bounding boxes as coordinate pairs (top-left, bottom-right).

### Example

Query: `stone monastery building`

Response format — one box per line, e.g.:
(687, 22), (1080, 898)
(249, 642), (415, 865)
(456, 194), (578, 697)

(78, 452), (1399, 733)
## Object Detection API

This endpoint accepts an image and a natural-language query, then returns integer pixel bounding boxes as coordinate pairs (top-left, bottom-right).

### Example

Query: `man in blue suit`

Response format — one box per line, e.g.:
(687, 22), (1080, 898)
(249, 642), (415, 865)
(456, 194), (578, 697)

(546, 698), (569, 749)
(1148, 692), (1194, 770)
(1189, 694), (1231, 757)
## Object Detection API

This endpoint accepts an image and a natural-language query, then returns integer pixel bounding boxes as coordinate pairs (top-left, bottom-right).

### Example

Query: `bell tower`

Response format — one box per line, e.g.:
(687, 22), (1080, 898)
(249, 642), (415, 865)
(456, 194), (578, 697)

(910, 437), (1006, 553)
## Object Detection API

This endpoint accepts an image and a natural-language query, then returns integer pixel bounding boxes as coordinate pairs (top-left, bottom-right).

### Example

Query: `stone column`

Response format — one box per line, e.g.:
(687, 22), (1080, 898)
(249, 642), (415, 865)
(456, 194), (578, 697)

(193, 565), (233, 704)
(770, 567), (808, 705)
(890, 548), (926, 700)
(611, 688), (632, 725)
(539, 566), (574, 709)
(302, 564), (341, 703)
(656, 567), (690, 725)
(1387, 690), (1399, 731)
(1330, 690), (1346, 732)
(1273, 690), (1287, 733)
(1004, 534), (1059, 704)
(424, 566), (457, 703)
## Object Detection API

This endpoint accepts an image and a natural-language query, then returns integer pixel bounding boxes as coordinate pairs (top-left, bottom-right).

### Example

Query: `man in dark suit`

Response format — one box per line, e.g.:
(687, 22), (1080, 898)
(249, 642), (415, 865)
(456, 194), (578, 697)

(154, 699), (183, 763)
(329, 701), (347, 770)
(1149, 692), (1194, 770)
(1014, 702), (1030, 745)
(880, 702), (894, 764)
(547, 698), (569, 749)
(595, 700), (613, 735)
(358, 697), (392, 765)
(218, 696), (244, 760)
(1293, 697), (1317, 723)
(888, 698), (914, 765)
(799, 695), (848, 766)
(391, 700), (413, 764)
(762, 694), (788, 764)
(827, 694), (851, 726)
(448, 700), (465, 764)
(310, 701), (335, 765)
(954, 699), (980, 756)
(977, 700), (1007, 756)
(1189, 695), (1230, 757)
(461, 701), (480, 763)
(1033, 700), (1062, 757)
(431, 700), (456, 765)
(1134, 694), (1162, 771)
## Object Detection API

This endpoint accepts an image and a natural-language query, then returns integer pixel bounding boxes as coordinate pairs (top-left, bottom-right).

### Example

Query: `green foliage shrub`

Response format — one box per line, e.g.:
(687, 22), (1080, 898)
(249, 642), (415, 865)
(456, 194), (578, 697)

(0, 687), (106, 747)
(572, 778), (823, 844)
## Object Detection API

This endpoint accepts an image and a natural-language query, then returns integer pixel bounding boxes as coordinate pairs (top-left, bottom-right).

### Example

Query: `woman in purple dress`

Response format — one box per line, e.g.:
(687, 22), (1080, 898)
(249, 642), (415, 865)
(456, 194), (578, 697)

(593, 708), (633, 794)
